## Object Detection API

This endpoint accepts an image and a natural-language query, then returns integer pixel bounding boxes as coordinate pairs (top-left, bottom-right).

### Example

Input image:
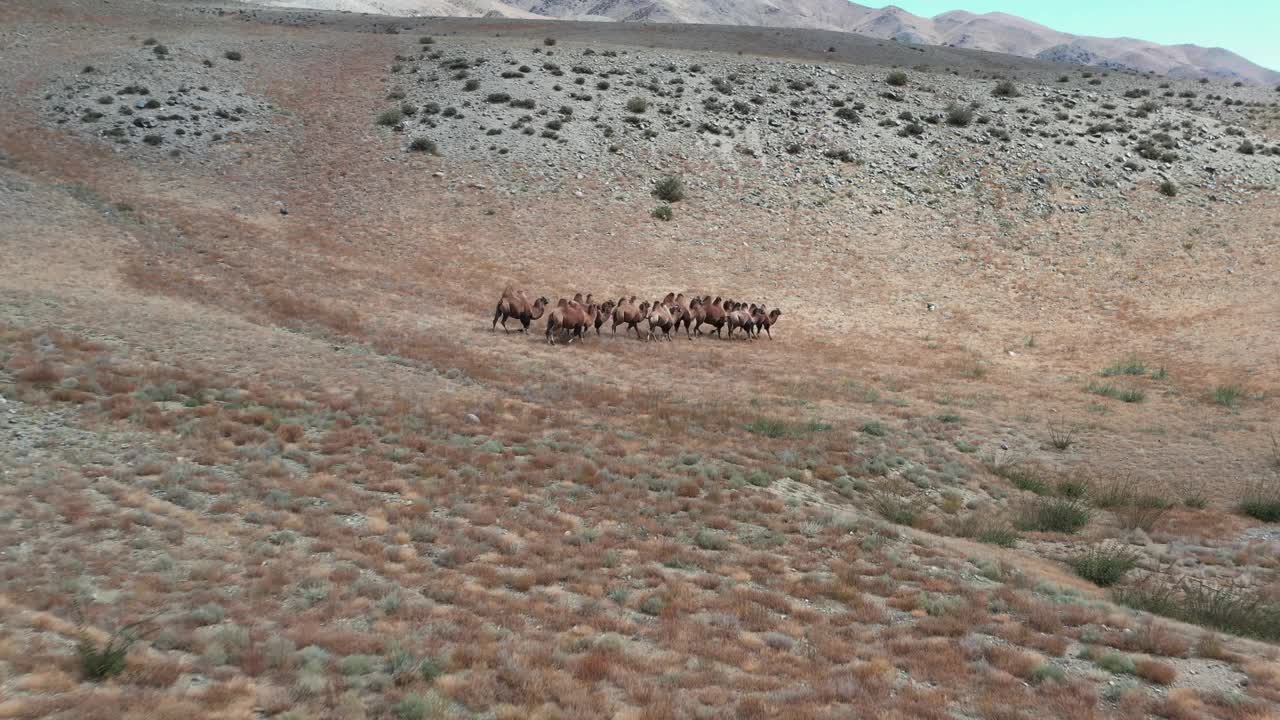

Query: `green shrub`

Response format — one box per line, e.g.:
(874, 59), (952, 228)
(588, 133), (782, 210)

(78, 635), (129, 680)
(395, 692), (447, 720)
(1055, 478), (1088, 499)
(1102, 358), (1148, 376)
(626, 96), (648, 113)
(945, 101), (973, 127)
(744, 418), (830, 438)
(873, 492), (920, 526)
(860, 421), (887, 437)
(1094, 652), (1136, 675)
(1239, 477), (1280, 522)
(1087, 381), (1145, 403)
(639, 595), (665, 616)
(1030, 663), (1066, 684)
(1069, 543), (1139, 586)
(377, 108), (404, 126)
(1016, 498), (1091, 533)
(992, 80), (1021, 97)
(990, 462), (1048, 494)
(1158, 180), (1178, 197)
(1116, 577), (1280, 641)
(885, 71), (908, 87)
(694, 528), (729, 550)
(653, 176), (684, 202)
(408, 137), (438, 154)
(651, 205), (672, 221)
(976, 525), (1020, 548)
(1212, 384), (1244, 408)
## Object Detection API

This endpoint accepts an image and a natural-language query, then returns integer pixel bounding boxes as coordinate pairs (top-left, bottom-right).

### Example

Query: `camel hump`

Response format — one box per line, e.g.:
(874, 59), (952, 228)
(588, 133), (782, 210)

(557, 298), (569, 308)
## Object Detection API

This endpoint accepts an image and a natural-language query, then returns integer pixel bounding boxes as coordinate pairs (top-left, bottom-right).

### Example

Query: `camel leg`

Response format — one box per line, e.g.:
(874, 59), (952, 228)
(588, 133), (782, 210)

(493, 306), (501, 331)
(766, 327), (773, 340)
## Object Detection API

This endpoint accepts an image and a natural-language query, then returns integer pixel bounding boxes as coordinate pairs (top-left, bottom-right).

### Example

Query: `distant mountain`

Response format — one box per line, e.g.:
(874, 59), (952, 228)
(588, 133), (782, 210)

(248, 0), (1280, 84)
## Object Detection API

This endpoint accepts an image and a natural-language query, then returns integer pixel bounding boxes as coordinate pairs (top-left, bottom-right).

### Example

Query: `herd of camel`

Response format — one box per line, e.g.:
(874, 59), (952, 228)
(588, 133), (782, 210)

(492, 287), (782, 344)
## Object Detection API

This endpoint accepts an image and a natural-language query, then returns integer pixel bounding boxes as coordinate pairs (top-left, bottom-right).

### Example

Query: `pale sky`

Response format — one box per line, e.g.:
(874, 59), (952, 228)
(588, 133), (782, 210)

(878, 1), (1280, 73)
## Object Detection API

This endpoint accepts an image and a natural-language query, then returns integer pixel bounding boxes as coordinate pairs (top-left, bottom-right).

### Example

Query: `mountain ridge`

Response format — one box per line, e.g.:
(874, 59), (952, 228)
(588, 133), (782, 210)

(246, 0), (1280, 83)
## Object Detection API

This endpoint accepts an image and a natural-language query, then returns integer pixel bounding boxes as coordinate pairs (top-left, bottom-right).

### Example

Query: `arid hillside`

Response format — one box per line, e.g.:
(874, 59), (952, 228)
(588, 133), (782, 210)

(2, 2), (1280, 719)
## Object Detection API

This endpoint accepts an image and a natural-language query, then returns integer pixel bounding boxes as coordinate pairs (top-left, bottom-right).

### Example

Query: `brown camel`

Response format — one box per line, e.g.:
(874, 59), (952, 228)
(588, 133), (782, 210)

(493, 287), (550, 333)
(645, 301), (675, 342)
(546, 299), (602, 345)
(726, 302), (756, 340)
(753, 306), (782, 339)
(611, 297), (648, 338)
(694, 296), (728, 338)
(592, 299), (616, 335)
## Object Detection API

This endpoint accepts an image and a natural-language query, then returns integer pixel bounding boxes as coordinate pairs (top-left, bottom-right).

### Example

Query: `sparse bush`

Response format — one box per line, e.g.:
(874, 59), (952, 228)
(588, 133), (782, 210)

(1115, 577), (1280, 641)
(1238, 140), (1256, 155)
(651, 205), (672, 221)
(463, 79), (480, 91)
(77, 617), (153, 681)
(626, 96), (648, 113)
(975, 524), (1020, 547)
(945, 101), (973, 127)
(834, 107), (860, 122)
(1087, 381), (1145, 403)
(885, 71), (908, 87)
(1047, 420), (1076, 450)
(1069, 543), (1139, 586)
(377, 108), (404, 126)
(694, 528), (729, 550)
(418, 36), (434, 45)
(408, 137), (438, 154)
(1094, 651), (1136, 675)
(992, 80), (1021, 98)
(1239, 476), (1280, 522)
(1135, 658), (1177, 685)
(1212, 384), (1244, 408)
(1158, 179), (1178, 197)
(485, 92), (511, 104)
(544, 37), (556, 46)
(395, 692), (447, 720)
(1030, 663), (1066, 683)
(142, 133), (163, 146)
(1016, 498), (1090, 533)
(873, 491), (921, 526)
(1102, 358), (1148, 376)
(653, 176), (685, 202)
(224, 50), (242, 61)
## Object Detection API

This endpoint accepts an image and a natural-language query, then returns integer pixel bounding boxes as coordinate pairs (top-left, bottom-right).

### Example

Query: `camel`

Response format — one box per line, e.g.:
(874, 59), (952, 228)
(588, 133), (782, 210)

(492, 287), (550, 333)
(611, 297), (649, 338)
(693, 296), (728, 338)
(546, 299), (606, 344)
(753, 306), (782, 339)
(645, 301), (675, 342)
(592, 299), (616, 336)
(726, 302), (756, 340)
(671, 293), (696, 338)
